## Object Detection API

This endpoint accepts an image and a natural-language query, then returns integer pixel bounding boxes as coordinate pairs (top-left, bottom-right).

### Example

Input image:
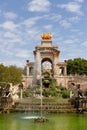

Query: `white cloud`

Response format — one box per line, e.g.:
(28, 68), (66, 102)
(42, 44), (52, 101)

(2, 59), (26, 68)
(16, 50), (29, 58)
(0, 10), (2, 14)
(14, 49), (34, 64)
(27, 28), (41, 41)
(57, 2), (82, 15)
(3, 12), (17, 20)
(22, 16), (42, 27)
(28, 0), (51, 12)
(60, 43), (85, 61)
(75, 0), (84, 3)
(48, 14), (62, 22)
(82, 41), (87, 47)
(63, 38), (79, 44)
(7, 38), (22, 44)
(0, 21), (17, 31)
(59, 19), (71, 28)
(43, 24), (53, 30)
(68, 16), (80, 23)
(4, 32), (17, 39)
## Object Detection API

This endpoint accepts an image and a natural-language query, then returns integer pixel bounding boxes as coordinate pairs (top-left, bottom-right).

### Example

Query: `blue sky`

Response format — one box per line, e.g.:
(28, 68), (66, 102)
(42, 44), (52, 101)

(0, 0), (87, 67)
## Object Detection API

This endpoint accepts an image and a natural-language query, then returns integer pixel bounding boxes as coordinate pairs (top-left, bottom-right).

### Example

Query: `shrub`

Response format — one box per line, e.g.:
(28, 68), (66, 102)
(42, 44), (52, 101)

(49, 90), (57, 96)
(22, 90), (30, 97)
(62, 90), (70, 98)
(42, 89), (50, 97)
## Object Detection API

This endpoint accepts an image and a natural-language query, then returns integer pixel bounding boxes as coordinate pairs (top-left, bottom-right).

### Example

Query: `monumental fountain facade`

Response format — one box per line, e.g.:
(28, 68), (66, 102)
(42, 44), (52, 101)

(24, 33), (70, 88)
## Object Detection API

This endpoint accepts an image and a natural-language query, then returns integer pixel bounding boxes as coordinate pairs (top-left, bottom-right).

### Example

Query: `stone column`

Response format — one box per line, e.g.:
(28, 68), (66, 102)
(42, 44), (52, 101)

(64, 66), (67, 76)
(53, 52), (58, 76)
(35, 51), (41, 79)
(26, 60), (29, 76)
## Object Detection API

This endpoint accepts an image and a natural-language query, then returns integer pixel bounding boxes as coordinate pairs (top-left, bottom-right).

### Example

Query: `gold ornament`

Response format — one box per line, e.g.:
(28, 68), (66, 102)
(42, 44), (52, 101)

(41, 33), (52, 40)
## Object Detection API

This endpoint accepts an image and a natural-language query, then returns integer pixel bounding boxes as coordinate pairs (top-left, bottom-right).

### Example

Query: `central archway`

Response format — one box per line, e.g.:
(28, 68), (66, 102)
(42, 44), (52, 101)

(41, 57), (53, 77)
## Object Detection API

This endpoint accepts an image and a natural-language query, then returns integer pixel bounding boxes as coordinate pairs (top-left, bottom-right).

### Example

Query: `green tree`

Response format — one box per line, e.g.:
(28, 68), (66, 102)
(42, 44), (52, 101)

(8, 65), (22, 85)
(0, 64), (22, 87)
(67, 58), (87, 75)
(0, 64), (8, 82)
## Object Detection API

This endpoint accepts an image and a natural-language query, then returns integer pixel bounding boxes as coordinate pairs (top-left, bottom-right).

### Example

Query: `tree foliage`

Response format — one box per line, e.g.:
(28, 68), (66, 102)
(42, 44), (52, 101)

(67, 58), (87, 75)
(0, 64), (22, 87)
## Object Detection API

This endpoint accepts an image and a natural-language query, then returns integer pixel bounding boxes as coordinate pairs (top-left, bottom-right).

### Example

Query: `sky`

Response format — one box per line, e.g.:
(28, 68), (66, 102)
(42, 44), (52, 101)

(0, 0), (87, 68)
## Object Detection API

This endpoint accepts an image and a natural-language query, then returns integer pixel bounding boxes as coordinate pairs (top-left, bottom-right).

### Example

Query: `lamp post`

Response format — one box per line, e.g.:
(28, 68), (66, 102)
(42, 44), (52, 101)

(40, 76), (43, 118)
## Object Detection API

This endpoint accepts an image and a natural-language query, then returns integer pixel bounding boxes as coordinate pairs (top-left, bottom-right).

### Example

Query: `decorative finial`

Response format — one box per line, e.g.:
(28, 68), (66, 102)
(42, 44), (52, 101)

(26, 60), (29, 63)
(41, 32), (52, 40)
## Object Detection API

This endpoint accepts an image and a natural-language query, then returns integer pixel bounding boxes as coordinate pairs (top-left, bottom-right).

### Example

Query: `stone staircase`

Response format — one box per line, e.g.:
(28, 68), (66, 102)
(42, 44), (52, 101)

(11, 102), (76, 113)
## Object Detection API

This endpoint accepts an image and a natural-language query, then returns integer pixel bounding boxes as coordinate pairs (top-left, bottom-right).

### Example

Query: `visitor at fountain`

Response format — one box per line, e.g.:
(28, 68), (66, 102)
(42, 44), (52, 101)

(4, 84), (11, 97)
(0, 86), (3, 97)
(77, 84), (83, 98)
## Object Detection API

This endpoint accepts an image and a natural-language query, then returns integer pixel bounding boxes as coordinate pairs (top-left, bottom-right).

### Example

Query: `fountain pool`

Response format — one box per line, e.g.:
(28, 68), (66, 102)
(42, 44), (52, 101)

(0, 113), (87, 130)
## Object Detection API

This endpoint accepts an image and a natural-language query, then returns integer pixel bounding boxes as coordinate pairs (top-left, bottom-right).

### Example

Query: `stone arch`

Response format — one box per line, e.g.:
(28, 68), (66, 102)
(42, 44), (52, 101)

(59, 67), (65, 76)
(41, 57), (53, 76)
(29, 66), (34, 76)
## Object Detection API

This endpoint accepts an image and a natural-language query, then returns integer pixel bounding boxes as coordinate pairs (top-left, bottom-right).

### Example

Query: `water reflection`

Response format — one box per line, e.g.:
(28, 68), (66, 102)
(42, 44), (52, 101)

(0, 113), (87, 130)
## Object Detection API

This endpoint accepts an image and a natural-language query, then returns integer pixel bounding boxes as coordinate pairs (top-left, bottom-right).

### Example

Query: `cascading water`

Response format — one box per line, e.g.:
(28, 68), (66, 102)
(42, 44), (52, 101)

(33, 51), (48, 122)
(21, 51), (48, 122)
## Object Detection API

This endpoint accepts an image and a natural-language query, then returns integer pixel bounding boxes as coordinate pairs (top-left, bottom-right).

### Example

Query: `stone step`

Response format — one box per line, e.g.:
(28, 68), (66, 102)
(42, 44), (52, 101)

(12, 102), (76, 113)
